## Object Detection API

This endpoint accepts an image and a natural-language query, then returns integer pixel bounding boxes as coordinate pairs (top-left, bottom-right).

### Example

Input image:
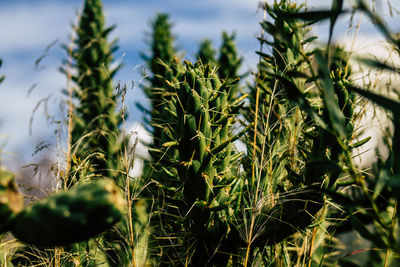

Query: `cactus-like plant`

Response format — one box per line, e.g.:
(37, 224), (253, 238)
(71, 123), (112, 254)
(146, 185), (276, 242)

(139, 13), (185, 263)
(218, 32), (242, 84)
(157, 61), (245, 265)
(196, 39), (217, 67)
(140, 13), (178, 150)
(196, 32), (242, 88)
(139, 13), (181, 202)
(11, 179), (124, 247)
(0, 169), (24, 234)
(145, 23), (244, 267)
(65, 0), (122, 187)
(59, 1), (130, 265)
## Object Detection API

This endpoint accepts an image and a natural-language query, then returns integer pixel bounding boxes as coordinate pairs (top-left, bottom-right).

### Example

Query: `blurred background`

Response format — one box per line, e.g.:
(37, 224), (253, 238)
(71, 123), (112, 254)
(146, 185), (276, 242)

(0, 0), (399, 175)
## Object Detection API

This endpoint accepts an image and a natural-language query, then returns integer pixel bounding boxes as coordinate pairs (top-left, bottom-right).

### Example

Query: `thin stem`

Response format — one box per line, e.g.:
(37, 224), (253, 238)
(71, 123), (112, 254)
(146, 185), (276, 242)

(245, 7), (266, 267)
(307, 227), (317, 267)
(384, 201), (397, 267)
(121, 88), (137, 267)
(64, 12), (81, 191)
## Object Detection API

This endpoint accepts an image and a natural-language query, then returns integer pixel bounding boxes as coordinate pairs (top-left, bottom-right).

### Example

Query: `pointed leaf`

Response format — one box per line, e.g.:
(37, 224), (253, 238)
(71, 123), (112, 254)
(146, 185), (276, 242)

(358, 57), (400, 73)
(348, 86), (400, 114)
(315, 50), (346, 136)
(328, 0), (344, 45)
(349, 136), (371, 149)
(277, 9), (349, 22)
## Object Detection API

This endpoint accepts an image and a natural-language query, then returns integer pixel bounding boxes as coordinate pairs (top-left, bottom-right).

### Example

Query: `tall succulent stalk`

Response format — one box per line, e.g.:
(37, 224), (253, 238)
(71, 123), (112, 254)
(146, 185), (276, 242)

(145, 28), (243, 265)
(160, 61), (245, 265)
(140, 13), (180, 188)
(140, 13), (184, 264)
(141, 13), (177, 150)
(218, 32), (243, 85)
(67, 0), (122, 187)
(196, 31), (243, 83)
(61, 0), (128, 266)
(196, 39), (217, 67)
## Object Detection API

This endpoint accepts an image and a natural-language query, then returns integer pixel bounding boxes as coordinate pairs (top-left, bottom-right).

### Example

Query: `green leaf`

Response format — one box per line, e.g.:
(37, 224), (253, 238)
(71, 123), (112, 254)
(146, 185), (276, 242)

(349, 136), (371, 149)
(348, 86), (400, 114)
(315, 50), (346, 137)
(277, 9), (349, 23)
(357, 57), (400, 73)
(328, 0), (344, 45)
(303, 36), (318, 44)
(373, 169), (390, 200)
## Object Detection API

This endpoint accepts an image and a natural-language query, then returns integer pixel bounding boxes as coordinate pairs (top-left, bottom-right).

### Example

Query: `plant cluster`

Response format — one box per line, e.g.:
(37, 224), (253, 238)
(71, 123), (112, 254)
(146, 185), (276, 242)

(1, 0), (400, 266)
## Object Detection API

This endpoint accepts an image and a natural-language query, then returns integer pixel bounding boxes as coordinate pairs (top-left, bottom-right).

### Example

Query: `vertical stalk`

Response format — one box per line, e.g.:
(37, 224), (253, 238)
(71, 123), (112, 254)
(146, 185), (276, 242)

(244, 7), (266, 267)
(64, 12), (81, 191)
(384, 201), (397, 267)
(121, 89), (137, 267)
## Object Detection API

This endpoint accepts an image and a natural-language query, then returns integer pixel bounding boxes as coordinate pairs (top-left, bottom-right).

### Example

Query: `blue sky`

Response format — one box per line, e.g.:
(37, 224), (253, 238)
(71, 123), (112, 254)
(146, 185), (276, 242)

(0, 0), (399, 168)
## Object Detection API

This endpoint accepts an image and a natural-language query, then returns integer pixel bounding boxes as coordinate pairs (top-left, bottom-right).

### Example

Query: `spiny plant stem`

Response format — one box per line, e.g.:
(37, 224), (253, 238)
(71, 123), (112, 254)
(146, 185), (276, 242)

(68, 0), (122, 186)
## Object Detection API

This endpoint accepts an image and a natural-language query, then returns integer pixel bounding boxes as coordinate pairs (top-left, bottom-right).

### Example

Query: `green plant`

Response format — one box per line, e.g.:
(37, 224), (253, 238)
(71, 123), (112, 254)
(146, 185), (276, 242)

(11, 179), (125, 247)
(58, 0), (133, 265)
(196, 39), (217, 67)
(218, 31), (243, 85)
(237, 1), (359, 265)
(65, 0), (123, 187)
(196, 31), (243, 85)
(138, 13), (184, 264)
(0, 169), (24, 234)
(3, 178), (125, 267)
(140, 13), (178, 151)
(5, 0), (400, 265)
(0, 174), (125, 257)
(158, 61), (246, 265)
